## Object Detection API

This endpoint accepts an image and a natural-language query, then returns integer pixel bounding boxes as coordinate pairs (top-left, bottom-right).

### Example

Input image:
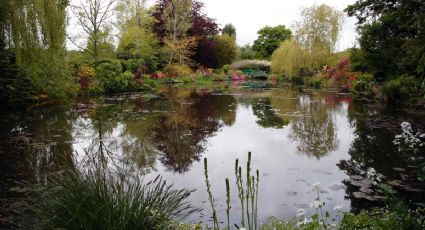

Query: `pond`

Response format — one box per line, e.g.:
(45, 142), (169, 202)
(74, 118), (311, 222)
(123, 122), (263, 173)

(1, 83), (425, 226)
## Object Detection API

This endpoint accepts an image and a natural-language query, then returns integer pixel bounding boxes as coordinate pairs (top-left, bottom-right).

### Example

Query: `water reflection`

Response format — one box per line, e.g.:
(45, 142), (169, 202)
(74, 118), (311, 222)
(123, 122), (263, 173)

(289, 95), (338, 159)
(1, 84), (424, 226)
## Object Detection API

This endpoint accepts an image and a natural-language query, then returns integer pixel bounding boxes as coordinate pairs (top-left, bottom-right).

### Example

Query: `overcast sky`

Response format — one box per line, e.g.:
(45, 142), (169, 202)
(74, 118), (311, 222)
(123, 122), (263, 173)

(195, 0), (359, 50)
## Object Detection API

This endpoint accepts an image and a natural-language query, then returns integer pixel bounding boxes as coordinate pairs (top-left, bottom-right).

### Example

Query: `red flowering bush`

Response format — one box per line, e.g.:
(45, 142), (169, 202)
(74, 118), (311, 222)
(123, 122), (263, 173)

(322, 58), (356, 90)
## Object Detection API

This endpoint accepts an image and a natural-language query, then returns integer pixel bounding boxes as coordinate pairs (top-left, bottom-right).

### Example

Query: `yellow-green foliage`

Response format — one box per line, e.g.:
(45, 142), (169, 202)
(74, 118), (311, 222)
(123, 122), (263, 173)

(271, 40), (306, 77)
(164, 64), (193, 78)
(214, 34), (238, 68)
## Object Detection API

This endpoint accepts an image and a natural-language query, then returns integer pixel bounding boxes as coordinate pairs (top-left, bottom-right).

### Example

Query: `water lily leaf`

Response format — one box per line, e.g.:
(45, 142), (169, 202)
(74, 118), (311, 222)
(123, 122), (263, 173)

(359, 186), (374, 194)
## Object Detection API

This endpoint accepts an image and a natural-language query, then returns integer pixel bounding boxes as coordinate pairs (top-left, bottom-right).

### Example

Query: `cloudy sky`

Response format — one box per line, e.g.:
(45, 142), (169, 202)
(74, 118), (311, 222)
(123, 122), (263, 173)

(194, 0), (359, 50)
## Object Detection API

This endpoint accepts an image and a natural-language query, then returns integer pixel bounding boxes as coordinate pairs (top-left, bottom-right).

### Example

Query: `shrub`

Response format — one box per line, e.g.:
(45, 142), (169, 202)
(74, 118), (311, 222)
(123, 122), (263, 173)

(351, 74), (374, 98)
(290, 76), (304, 85)
(163, 64), (193, 78)
(126, 59), (145, 73)
(0, 48), (36, 107)
(382, 74), (418, 103)
(76, 64), (96, 90)
(25, 171), (197, 229)
(95, 60), (124, 92)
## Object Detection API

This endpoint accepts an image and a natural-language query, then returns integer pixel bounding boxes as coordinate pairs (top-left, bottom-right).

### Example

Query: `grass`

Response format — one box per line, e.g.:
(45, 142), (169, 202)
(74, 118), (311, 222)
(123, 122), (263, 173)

(24, 170), (197, 230)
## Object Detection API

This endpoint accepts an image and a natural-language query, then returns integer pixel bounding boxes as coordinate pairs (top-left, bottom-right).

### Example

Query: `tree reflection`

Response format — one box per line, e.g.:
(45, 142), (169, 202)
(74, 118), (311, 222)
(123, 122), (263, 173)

(289, 95), (338, 159)
(252, 98), (288, 128)
(153, 89), (236, 173)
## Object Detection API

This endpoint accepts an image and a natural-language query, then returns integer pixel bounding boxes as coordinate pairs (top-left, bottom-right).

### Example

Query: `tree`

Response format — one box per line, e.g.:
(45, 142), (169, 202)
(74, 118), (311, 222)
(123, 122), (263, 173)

(239, 44), (257, 60)
(71, 0), (116, 61)
(346, 0), (425, 81)
(222, 24), (236, 37)
(1, 0), (75, 99)
(271, 40), (306, 77)
(116, 0), (158, 60)
(152, 0), (219, 65)
(252, 25), (292, 59)
(214, 34), (238, 68)
(159, 0), (197, 64)
(294, 4), (344, 68)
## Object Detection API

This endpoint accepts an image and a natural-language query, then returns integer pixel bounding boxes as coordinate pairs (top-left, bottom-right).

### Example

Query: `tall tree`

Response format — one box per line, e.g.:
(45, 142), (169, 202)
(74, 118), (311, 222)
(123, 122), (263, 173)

(116, 0), (158, 60)
(346, 0), (425, 81)
(294, 4), (344, 67)
(71, 0), (116, 61)
(214, 34), (238, 68)
(1, 0), (73, 99)
(152, 0), (218, 66)
(222, 24), (236, 37)
(160, 0), (196, 64)
(252, 25), (292, 59)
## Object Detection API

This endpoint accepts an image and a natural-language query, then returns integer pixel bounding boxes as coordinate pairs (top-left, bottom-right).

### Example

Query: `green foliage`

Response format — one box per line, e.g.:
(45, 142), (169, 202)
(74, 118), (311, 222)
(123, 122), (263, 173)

(125, 59), (145, 73)
(0, 47), (35, 107)
(340, 200), (425, 230)
(96, 60), (136, 92)
(351, 74), (374, 98)
(306, 77), (324, 89)
(203, 152), (260, 229)
(222, 23), (236, 37)
(25, 171), (196, 229)
(294, 4), (344, 69)
(214, 34), (238, 68)
(346, 0), (425, 81)
(164, 64), (193, 78)
(252, 25), (292, 59)
(240, 44), (258, 60)
(290, 76), (305, 85)
(382, 75), (418, 103)
(271, 40), (306, 77)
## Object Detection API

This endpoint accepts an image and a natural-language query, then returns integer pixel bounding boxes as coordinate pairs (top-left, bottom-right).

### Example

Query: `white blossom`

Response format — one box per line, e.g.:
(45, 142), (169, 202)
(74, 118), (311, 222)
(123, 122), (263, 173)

(333, 205), (343, 211)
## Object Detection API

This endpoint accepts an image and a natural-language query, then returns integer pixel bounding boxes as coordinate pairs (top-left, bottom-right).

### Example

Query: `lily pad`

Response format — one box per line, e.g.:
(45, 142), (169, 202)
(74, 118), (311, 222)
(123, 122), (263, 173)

(359, 186), (374, 194)
(328, 184), (346, 191)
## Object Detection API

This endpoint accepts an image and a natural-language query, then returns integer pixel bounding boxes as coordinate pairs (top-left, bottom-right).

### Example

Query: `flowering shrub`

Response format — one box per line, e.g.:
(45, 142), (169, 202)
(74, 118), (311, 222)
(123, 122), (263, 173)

(351, 74), (374, 98)
(76, 64), (96, 90)
(322, 58), (356, 90)
(393, 121), (425, 181)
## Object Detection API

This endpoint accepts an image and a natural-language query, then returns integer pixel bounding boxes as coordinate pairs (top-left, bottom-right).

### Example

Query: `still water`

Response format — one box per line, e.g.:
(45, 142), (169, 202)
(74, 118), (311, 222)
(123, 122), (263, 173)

(1, 83), (424, 225)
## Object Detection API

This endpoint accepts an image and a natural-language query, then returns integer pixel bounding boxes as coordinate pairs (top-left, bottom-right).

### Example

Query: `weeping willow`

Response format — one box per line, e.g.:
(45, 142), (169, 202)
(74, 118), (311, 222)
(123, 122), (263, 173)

(2, 0), (76, 99)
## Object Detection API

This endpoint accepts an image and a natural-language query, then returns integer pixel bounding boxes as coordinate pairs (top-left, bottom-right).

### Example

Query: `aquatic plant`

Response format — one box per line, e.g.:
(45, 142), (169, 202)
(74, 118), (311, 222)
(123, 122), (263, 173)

(203, 152), (260, 230)
(24, 170), (197, 229)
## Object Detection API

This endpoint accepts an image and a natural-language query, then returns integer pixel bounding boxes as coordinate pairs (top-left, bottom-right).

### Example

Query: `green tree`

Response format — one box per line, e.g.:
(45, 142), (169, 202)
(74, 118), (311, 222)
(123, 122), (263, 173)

(294, 4), (344, 68)
(252, 25), (292, 59)
(116, 0), (158, 60)
(71, 0), (116, 61)
(214, 34), (238, 68)
(222, 23), (236, 37)
(271, 40), (306, 77)
(2, 0), (76, 99)
(346, 0), (425, 81)
(239, 44), (257, 60)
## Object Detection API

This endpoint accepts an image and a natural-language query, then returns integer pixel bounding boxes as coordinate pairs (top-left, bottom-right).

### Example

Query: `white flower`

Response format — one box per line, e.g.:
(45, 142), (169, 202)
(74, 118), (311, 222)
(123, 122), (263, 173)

(312, 181), (321, 192)
(239, 228), (247, 230)
(296, 212), (305, 218)
(296, 208), (305, 214)
(333, 205), (343, 211)
(367, 167), (376, 178)
(310, 200), (321, 209)
(296, 218), (311, 226)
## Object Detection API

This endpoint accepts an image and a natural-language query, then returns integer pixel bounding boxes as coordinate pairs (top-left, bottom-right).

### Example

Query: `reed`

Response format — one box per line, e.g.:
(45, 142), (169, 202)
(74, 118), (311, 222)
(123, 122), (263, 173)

(24, 170), (196, 229)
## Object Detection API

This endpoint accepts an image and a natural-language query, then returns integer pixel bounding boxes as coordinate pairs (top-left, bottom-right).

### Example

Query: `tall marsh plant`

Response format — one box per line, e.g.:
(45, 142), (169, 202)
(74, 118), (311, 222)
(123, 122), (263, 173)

(25, 170), (197, 229)
(204, 152), (260, 230)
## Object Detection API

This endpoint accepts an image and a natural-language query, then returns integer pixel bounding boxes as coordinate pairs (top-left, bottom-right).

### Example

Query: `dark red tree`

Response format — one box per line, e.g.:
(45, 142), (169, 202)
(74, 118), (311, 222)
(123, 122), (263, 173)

(151, 0), (219, 67)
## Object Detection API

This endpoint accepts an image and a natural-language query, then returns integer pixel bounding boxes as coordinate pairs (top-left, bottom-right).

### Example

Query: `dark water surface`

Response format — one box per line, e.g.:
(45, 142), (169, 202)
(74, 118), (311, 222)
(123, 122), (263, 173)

(1, 84), (424, 225)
